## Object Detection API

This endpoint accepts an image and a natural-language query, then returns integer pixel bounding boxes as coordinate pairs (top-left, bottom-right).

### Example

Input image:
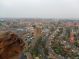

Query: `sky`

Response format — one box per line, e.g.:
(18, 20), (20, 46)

(0, 0), (79, 18)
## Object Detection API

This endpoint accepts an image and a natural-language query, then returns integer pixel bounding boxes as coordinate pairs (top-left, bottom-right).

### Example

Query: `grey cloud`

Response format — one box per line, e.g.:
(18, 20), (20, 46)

(0, 0), (79, 18)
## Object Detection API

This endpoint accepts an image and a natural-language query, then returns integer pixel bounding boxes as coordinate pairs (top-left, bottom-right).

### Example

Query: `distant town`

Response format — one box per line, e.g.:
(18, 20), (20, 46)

(0, 18), (79, 59)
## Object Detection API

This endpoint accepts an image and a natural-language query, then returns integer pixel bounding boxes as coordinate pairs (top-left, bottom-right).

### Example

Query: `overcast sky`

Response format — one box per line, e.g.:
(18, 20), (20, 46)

(0, 0), (79, 18)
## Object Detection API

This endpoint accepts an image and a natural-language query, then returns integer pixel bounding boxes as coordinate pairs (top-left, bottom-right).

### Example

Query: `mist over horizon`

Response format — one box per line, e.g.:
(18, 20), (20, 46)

(0, 0), (79, 18)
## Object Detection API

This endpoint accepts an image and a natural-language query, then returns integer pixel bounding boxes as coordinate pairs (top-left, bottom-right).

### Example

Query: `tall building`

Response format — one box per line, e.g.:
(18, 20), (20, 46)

(33, 27), (42, 39)
(69, 29), (75, 44)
